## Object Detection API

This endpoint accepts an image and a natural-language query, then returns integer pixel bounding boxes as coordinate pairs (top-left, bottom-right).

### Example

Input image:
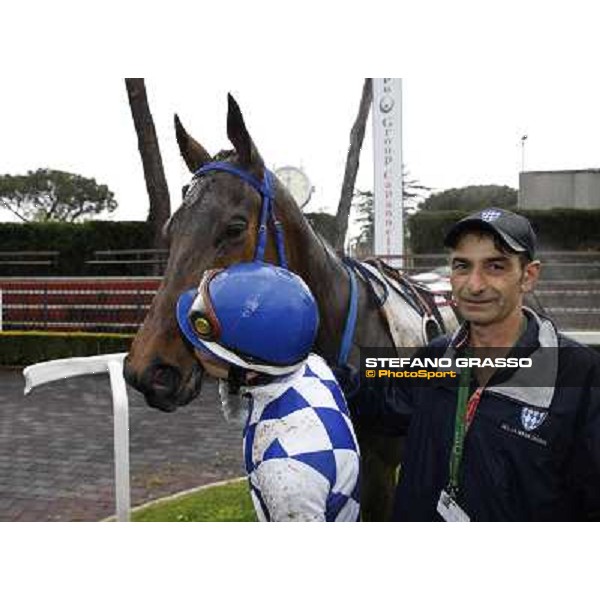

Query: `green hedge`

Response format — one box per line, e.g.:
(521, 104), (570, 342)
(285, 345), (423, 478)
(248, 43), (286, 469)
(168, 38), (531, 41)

(408, 209), (600, 254)
(0, 216), (340, 276)
(4, 210), (599, 277)
(0, 332), (133, 366)
(0, 221), (153, 276)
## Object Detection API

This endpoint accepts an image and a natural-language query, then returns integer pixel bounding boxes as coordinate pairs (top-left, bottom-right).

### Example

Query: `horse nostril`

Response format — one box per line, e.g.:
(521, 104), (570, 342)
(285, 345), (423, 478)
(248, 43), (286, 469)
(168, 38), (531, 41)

(150, 364), (181, 395)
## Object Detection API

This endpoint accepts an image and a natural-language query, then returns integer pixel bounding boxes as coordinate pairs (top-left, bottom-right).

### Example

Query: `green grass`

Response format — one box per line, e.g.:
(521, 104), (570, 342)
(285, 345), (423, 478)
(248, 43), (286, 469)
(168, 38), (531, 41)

(133, 479), (257, 522)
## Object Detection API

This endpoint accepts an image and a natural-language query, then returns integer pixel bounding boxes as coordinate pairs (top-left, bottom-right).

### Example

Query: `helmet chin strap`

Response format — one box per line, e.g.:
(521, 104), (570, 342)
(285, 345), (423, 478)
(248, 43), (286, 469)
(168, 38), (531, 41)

(227, 364), (275, 393)
(227, 364), (247, 395)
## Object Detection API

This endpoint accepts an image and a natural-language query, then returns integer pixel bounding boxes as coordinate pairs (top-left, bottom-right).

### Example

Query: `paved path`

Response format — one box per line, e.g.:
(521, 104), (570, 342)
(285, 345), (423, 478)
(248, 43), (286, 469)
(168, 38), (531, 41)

(0, 368), (244, 521)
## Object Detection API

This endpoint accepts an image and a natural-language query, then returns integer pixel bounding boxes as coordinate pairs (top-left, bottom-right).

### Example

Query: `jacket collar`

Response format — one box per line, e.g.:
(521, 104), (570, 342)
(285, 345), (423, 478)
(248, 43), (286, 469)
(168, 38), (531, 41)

(442, 308), (559, 409)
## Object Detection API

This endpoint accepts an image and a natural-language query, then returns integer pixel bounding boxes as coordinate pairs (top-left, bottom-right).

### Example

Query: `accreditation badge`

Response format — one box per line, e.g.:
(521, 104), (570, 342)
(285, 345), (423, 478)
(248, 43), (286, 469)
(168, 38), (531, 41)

(437, 489), (470, 522)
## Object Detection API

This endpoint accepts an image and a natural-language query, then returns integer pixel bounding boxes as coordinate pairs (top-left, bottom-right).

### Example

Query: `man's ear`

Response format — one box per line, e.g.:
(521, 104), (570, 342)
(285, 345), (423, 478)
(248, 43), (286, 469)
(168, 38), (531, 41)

(522, 260), (541, 293)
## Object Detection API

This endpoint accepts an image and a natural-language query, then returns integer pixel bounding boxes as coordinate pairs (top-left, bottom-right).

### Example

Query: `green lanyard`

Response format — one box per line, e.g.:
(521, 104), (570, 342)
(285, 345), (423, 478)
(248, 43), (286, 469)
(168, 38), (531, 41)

(447, 318), (526, 498)
(447, 354), (472, 498)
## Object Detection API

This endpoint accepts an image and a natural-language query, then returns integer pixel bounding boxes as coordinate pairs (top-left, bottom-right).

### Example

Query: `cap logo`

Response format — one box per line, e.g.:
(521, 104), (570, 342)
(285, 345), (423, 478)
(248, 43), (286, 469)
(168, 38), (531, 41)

(480, 209), (502, 222)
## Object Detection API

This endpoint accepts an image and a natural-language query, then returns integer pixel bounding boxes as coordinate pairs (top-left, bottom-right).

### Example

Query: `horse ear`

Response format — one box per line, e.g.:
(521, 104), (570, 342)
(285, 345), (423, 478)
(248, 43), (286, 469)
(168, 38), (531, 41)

(226, 93), (264, 171)
(174, 114), (212, 173)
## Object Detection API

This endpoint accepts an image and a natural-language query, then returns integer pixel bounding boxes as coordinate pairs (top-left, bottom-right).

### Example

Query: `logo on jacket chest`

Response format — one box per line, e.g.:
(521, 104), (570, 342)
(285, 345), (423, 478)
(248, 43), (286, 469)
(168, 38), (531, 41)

(520, 407), (548, 432)
(499, 406), (549, 447)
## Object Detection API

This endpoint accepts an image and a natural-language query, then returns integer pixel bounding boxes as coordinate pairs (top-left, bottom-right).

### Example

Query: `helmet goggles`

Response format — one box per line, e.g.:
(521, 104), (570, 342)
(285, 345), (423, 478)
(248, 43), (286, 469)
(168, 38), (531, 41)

(186, 268), (223, 343)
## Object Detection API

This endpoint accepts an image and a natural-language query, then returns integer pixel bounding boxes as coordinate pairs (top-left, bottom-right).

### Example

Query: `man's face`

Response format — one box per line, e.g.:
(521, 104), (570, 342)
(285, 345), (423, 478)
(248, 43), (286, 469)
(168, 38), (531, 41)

(450, 231), (539, 326)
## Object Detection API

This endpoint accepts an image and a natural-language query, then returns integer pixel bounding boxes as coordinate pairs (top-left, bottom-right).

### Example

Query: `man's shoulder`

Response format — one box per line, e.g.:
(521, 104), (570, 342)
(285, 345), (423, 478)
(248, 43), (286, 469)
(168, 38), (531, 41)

(558, 332), (596, 350)
(557, 332), (600, 376)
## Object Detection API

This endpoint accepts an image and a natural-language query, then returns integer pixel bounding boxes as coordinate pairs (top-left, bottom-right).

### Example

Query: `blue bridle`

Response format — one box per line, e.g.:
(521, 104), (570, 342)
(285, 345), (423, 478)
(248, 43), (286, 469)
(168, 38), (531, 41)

(194, 162), (288, 268)
(192, 161), (358, 368)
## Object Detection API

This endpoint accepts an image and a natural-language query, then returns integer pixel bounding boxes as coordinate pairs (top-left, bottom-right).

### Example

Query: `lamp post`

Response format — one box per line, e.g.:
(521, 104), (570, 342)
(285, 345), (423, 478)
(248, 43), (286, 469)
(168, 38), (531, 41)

(521, 134), (528, 172)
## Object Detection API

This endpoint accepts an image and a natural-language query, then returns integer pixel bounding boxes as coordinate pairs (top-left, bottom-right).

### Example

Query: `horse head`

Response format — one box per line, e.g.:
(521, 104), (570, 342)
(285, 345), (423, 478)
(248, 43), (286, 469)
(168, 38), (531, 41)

(124, 95), (313, 412)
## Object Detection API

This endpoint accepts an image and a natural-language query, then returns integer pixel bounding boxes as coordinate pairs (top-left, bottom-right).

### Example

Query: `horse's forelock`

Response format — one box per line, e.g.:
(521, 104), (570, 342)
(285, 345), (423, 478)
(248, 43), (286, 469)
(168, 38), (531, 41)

(213, 149), (236, 162)
(177, 149), (252, 210)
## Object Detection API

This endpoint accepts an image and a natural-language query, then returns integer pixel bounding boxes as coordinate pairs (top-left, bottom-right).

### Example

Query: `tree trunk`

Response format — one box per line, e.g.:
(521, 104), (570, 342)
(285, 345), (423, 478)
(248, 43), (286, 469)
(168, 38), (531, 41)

(125, 78), (171, 251)
(334, 78), (373, 252)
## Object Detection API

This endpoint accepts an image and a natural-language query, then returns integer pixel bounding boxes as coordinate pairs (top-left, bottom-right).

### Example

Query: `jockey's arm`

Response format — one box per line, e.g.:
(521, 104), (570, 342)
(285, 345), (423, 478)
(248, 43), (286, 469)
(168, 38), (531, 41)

(251, 458), (328, 522)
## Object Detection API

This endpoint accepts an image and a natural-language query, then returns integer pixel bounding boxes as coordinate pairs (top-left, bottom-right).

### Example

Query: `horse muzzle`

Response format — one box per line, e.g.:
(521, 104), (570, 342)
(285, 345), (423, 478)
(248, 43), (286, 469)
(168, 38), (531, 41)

(123, 356), (204, 412)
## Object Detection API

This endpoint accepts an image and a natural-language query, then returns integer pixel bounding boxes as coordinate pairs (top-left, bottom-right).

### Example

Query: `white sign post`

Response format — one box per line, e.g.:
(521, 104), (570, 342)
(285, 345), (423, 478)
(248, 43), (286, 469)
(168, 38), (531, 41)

(23, 352), (131, 522)
(373, 78), (404, 267)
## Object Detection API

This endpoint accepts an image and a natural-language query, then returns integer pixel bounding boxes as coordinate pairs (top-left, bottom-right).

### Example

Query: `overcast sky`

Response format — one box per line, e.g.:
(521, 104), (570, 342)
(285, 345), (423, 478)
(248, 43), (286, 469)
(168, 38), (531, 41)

(2, 75), (600, 227)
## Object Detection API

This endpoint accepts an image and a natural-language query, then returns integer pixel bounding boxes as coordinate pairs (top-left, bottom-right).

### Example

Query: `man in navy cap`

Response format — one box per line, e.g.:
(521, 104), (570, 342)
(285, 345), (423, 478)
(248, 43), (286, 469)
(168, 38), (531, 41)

(351, 208), (600, 521)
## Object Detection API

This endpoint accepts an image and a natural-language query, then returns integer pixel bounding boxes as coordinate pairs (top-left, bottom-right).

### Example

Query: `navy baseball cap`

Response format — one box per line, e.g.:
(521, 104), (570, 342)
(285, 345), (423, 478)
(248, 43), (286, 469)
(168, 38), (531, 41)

(444, 207), (536, 260)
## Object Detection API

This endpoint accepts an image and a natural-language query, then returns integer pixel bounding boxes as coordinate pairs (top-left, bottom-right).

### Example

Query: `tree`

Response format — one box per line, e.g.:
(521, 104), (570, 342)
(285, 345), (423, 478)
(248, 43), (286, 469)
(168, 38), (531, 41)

(125, 78), (171, 249)
(333, 78), (373, 252)
(351, 169), (431, 256)
(421, 184), (517, 212)
(0, 168), (116, 222)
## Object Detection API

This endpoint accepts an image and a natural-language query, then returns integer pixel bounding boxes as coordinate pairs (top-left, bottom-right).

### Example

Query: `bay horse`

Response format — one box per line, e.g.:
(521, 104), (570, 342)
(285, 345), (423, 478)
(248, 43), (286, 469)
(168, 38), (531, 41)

(124, 94), (458, 520)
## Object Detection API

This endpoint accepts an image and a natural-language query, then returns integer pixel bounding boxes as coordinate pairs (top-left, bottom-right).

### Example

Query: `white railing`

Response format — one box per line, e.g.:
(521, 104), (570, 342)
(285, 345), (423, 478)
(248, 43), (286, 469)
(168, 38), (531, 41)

(23, 353), (131, 522)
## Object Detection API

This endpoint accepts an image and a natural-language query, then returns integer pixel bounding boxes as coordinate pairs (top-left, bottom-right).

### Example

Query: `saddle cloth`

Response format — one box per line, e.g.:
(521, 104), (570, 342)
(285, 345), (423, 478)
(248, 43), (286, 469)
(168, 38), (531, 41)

(357, 261), (458, 348)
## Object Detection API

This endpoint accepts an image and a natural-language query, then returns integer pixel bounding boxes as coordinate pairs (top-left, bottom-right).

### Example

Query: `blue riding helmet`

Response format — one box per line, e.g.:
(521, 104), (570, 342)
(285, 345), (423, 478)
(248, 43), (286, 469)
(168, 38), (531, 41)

(176, 262), (319, 376)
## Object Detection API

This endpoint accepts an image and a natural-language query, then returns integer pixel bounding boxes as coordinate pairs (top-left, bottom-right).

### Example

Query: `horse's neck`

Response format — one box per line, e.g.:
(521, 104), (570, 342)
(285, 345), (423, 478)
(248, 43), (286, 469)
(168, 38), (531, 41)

(285, 224), (352, 365)
(283, 226), (393, 370)
(281, 211), (460, 369)
(276, 192), (406, 366)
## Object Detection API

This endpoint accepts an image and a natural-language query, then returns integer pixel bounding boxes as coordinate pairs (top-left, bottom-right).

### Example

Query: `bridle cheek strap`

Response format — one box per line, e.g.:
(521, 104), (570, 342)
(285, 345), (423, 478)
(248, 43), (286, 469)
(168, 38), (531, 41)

(194, 162), (288, 269)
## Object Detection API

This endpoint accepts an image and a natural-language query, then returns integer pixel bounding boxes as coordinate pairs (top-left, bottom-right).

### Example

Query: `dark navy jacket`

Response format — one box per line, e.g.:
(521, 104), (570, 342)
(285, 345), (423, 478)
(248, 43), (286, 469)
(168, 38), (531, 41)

(352, 309), (600, 521)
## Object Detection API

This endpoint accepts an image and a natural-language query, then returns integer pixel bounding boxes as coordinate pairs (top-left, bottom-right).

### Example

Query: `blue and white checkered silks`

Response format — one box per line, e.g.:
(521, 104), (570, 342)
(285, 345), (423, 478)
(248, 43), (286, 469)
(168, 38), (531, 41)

(242, 354), (360, 522)
(521, 407), (547, 432)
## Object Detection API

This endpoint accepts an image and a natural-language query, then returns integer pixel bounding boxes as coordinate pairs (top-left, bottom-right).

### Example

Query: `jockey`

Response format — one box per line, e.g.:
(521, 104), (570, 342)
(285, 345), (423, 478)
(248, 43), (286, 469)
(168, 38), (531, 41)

(176, 261), (360, 522)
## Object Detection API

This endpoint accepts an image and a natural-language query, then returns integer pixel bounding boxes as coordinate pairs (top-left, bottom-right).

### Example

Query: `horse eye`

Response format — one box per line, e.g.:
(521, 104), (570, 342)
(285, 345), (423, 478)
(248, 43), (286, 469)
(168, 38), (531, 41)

(224, 219), (248, 238)
(182, 184), (190, 198)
